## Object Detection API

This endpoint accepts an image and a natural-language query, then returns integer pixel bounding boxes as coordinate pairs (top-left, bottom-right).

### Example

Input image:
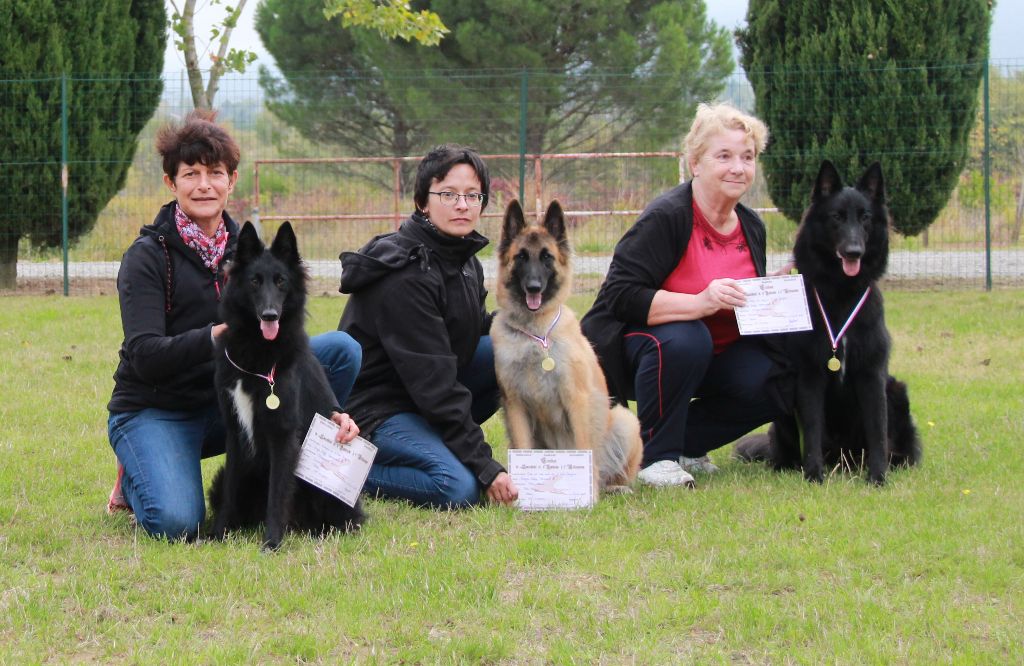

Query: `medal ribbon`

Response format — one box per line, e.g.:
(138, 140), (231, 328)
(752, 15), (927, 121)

(812, 287), (871, 354)
(511, 306), (562, 350)
(224, 348), (277, 394)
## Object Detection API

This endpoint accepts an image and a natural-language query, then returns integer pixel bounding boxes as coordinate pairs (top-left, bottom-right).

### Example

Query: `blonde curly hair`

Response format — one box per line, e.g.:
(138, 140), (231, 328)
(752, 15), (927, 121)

(684, 102), (768, 171)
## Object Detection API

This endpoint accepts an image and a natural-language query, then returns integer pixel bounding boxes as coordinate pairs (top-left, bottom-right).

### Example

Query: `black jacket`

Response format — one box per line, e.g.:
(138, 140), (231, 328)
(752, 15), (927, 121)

(581, 181), (769, 404)
(338, 213), (504, 487)
(108, 201), (239, 413)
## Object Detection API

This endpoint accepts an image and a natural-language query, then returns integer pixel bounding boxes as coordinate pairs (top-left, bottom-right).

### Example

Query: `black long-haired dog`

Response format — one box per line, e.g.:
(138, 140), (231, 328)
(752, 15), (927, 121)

(737, 161), (921, 484)
(210, 222), (365, 549)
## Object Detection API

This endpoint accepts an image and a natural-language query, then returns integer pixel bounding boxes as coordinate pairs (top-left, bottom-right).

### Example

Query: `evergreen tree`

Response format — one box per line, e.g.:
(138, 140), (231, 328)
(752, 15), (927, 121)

(256, 0), (732, 163)
(0, 0), (165, 287)
(737, 0), (991, 235)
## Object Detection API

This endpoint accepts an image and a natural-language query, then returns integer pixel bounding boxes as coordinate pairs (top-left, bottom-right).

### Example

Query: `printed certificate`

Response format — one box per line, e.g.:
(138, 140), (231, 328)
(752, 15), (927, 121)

(295, 413), (376, 508)
(508, 449), (595, 511)
(734, 274), (813, 335)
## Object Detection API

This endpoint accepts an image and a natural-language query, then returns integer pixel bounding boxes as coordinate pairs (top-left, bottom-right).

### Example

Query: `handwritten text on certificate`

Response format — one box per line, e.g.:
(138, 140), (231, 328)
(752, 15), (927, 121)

(509, 449), (595, 511)
(734, 274), (813, 335)
(295, 413), (377, 508)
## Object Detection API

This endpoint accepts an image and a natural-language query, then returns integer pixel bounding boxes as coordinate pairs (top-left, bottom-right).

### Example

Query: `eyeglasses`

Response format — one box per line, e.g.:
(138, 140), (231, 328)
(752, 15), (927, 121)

(429, 191), (487, 207)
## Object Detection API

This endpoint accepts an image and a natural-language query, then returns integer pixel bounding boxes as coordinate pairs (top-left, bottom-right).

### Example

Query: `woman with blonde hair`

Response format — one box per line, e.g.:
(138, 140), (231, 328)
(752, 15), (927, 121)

(581, 102), (786, 487)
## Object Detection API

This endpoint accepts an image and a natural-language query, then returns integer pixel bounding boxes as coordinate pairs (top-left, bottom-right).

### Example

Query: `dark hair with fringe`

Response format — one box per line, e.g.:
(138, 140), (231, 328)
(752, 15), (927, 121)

(156, 108), (240, 181)
(413, 144), (490, 212)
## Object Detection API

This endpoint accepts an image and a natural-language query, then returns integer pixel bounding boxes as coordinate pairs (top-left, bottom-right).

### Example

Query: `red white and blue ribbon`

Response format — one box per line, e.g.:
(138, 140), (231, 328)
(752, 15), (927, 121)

(812, 287), (871, 355)
(514, 305), (563, 350)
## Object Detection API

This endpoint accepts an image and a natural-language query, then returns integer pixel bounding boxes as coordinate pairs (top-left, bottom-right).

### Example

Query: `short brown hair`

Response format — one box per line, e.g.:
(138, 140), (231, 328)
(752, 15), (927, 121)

(413, 144), (490, 212)
(156, 109), (240, 181)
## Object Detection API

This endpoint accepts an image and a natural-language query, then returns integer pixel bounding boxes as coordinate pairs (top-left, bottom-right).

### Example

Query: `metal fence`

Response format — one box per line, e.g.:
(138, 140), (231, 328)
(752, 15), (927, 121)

(3, 62), (1023, 295)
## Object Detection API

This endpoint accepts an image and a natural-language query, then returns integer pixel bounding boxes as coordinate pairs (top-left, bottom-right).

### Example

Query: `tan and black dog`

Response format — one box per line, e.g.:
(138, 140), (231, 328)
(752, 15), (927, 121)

(492, 200), (642, 494)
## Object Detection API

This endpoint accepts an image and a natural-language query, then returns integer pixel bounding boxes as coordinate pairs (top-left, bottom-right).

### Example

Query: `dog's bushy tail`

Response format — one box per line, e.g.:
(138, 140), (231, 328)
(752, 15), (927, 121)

(732, 432), (773, 462)
(599, 406), (643, 487)
(886, 378), (922, 467)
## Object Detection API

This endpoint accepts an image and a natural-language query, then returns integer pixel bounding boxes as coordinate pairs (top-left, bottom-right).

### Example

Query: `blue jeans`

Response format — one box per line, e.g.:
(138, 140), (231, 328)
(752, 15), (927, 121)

(624, 321), (783, 467)
(107, 331), (362, 540)
(364, 336), (499, 509)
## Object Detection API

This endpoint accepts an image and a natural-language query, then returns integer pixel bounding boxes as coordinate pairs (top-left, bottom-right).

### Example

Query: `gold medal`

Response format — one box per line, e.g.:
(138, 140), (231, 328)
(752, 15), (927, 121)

(541, 356), (556, 372)
(265, 392), (280, 410)
(827, 356), (841, 372)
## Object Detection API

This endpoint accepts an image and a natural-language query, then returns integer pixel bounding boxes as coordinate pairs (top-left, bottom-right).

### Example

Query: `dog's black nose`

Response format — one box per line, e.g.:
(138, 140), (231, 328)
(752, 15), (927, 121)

(525, 282), (542, 294)
(261, 311), (279, 321)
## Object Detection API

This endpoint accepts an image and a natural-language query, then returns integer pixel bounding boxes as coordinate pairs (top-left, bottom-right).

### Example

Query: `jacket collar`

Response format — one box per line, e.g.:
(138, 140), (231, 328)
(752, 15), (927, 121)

(403, 210), (488, 266)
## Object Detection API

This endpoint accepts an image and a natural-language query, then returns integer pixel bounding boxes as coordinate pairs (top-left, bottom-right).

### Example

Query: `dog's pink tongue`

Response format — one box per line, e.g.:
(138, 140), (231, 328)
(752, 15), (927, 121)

(260, 320), (280, 341)
(526, 293), (543, 311)
(842, 257), (861, 277)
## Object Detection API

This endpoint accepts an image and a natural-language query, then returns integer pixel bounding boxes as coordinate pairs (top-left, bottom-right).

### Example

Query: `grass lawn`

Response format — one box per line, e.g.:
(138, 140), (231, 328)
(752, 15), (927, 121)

(1, 290), (1021, 664)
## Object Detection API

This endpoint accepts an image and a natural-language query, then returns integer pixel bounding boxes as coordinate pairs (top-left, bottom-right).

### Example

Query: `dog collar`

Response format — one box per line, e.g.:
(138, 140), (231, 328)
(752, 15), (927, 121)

(509, 306), (562, 372)
(223, 348), (280, 410)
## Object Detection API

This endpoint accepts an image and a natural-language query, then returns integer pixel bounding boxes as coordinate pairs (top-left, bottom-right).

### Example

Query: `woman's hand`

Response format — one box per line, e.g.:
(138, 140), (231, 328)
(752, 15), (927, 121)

(212, 323), (228, 341)
(486, 472), (519, 505)
(330, 412), (361, 444)
(700, 277), (747, 312)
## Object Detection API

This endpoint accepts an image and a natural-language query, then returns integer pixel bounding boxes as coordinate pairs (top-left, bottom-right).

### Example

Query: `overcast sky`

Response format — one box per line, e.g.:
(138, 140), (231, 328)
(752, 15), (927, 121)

(162, 0), (1022, 75)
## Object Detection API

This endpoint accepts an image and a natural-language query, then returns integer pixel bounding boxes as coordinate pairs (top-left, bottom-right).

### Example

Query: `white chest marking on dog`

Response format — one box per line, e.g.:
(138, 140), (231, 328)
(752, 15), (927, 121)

(229, 379), (257, 458)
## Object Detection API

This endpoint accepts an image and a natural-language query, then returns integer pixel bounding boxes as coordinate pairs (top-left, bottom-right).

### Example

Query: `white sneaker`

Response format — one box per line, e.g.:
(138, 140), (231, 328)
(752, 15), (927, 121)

(637, 460), (695, 487)
(680, 455), (719, 475)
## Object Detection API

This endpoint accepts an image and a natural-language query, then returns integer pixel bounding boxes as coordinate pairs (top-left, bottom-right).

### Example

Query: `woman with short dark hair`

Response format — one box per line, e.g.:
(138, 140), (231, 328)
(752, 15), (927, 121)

(338, 144), (518, 508)
(106, 110), (363, 540)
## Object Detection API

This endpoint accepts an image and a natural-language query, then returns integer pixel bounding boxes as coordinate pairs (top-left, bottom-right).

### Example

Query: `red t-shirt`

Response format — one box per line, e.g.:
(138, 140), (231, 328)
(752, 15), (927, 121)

(660, 201), (757, 354)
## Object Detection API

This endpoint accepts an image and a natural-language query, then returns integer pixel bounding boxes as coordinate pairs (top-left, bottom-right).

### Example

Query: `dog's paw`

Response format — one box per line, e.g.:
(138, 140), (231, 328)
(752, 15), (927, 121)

(803, 468), (825, 484)
(867, 472), (887, 486)
(602, 485), (634, 495)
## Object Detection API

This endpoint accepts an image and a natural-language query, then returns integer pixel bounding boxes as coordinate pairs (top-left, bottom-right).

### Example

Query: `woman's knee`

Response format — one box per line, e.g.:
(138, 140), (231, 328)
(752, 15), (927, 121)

(137, 501), (205, 542)
(311, 331), (362, 372)
(659, 321), (714, 366)
(627, 320), (714, 377)
(433, 467), (480, 509)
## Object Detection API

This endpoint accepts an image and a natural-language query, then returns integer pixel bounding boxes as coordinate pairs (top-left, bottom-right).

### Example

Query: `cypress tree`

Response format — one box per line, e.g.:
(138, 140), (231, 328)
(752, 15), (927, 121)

(737, 0), (992, 235)
(0, 0), (165, 288)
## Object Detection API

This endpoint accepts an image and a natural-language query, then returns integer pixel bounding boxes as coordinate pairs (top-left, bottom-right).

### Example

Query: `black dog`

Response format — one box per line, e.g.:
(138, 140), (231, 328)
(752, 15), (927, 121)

(737, 161), (921, 484)
(210, 222), (365, 550)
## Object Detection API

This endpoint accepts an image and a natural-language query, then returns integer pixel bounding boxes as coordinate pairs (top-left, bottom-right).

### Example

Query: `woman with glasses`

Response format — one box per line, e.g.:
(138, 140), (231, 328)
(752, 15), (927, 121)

(337, 144), (518, 508)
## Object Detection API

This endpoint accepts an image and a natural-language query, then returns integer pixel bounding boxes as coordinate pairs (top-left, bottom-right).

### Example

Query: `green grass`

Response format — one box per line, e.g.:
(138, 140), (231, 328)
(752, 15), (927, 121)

(1, 291), (1022, 663)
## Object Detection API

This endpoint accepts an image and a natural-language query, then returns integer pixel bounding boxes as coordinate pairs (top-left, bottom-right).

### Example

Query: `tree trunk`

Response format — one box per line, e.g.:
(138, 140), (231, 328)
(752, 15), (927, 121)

(181, 0), (210, 109)
(0, 231), (18, 290)
(205, 0), (248, 109)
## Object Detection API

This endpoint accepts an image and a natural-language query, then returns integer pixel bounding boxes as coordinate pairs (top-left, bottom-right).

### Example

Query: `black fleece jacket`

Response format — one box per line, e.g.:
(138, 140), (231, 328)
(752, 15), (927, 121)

(581, 181), (769, 404)
(337, 212), (504, 487)
(107, 201), (239, 413)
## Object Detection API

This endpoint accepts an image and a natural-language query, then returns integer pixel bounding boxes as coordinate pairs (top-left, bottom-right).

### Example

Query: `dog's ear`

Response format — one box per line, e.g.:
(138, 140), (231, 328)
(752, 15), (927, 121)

(543, 200), (570, 252)
(269, 221), (301, 265)
(857, 162), (885, 205)
(812, 160), (844, 200)
(500, 200), (526, 255)
(235, 221), (264, 266)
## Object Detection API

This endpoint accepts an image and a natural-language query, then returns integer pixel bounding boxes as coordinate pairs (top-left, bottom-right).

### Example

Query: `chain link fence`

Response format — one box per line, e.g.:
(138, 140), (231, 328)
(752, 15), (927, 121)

(3, 62), (1023, 294)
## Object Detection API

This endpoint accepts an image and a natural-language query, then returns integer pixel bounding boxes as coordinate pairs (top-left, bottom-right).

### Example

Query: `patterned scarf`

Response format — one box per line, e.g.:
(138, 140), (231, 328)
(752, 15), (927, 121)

(174, 203), (228, 272)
